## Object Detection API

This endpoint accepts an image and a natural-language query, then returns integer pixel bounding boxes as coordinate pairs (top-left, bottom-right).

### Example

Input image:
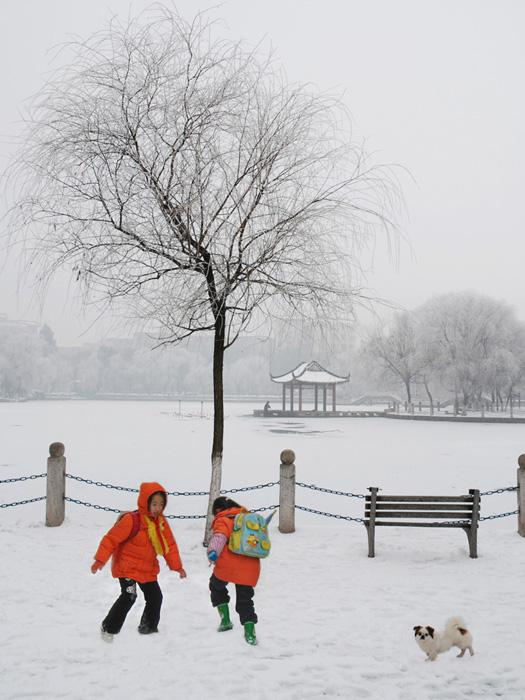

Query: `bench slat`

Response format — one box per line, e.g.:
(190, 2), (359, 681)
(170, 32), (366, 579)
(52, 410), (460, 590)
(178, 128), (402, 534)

(366, 503), (474, 511)
(365, 495), (474, 503)
(363, 521), (470, 528)
(365, 511), (471, 519)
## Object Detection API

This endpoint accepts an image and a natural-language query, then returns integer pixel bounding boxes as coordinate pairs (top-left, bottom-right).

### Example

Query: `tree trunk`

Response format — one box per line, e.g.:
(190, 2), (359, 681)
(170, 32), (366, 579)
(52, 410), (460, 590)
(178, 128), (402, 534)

(204, 312), (226, 544)
(504, 387), (513, 411)
(423, 380), (433, 409)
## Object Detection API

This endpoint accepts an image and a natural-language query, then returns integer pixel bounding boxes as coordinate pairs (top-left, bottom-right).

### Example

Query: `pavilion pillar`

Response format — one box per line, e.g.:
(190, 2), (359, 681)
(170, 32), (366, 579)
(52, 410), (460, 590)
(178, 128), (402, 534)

(332, 385), (336, 411)
(282, 383), (286, 411)
(299, 384), (303, 411)
(315, 385), (319, 410)
(290, 384), (294, 411)
(323, 387), (327, 412)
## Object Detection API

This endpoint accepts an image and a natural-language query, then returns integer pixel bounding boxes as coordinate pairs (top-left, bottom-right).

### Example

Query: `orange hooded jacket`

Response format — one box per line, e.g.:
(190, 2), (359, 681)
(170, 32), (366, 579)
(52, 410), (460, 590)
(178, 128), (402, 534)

(93, 482), (183, 584)
(211, 507), (260, 587)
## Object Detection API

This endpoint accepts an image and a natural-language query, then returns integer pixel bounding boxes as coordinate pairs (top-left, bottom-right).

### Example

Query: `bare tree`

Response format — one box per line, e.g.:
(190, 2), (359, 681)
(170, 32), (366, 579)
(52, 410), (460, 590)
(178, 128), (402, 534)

(7, 8), (402, 538)
(364, 312), (423, 403)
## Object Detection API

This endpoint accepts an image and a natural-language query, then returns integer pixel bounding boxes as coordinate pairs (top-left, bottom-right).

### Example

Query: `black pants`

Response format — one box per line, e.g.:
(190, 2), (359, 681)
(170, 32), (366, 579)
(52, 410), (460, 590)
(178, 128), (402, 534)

(102, 578), (163, 634)
(209, 574), (257, 625)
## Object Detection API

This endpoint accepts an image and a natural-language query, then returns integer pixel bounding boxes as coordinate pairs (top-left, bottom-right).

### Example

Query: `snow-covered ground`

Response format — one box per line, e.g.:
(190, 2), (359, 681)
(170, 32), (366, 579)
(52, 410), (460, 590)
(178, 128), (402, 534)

(1, 400), (524, 700)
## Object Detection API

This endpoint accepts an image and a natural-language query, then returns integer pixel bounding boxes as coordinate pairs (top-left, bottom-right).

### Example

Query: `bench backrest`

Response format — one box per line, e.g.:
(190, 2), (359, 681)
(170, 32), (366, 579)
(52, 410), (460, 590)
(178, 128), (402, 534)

(365, 488), (480, 526)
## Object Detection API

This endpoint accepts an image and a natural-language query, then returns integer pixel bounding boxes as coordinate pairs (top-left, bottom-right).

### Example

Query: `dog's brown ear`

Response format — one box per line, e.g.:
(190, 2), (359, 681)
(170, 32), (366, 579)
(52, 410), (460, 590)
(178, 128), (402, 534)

(413, 626), (421, 634)
(427, 626), (435, 637)
(458, 627), (467, 635)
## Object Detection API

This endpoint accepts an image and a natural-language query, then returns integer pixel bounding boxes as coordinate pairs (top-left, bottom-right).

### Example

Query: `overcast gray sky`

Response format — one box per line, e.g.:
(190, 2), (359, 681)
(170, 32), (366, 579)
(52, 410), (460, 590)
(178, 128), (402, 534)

(1, 0), (524, 345)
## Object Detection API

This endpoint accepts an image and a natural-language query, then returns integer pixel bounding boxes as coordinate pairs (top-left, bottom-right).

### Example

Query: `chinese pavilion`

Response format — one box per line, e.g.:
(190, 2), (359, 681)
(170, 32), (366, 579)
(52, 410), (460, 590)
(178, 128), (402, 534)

(270, 361), (349, 414)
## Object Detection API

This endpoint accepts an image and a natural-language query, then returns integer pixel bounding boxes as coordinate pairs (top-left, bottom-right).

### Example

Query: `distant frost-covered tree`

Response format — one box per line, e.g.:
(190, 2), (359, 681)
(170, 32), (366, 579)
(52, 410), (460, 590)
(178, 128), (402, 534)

(8, 8), (402, 537)
(364, 312), (423, 403)
(417, 291), (524, 408)
(0, 327), (40, 397)
(477, 317), (525, 408)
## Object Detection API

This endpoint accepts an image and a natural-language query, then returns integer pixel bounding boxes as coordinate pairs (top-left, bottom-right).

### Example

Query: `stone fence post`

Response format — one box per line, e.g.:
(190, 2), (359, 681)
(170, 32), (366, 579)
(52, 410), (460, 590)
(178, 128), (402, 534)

(518, 454), (525, 537)
(279, 449), (296, 533)
(46, 442), (66, 527)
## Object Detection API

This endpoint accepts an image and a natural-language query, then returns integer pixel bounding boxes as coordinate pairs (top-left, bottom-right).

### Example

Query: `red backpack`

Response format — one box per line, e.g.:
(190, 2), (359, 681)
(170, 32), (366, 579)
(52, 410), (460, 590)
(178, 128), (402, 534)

(117, 510), (141, 540)
(111, 510), (141, 575)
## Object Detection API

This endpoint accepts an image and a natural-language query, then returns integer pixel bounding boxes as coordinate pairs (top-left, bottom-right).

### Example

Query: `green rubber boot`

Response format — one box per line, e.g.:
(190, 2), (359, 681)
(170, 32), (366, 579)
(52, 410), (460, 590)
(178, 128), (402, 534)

(243, 621), (258, 646)
(217, 603), (233, 632)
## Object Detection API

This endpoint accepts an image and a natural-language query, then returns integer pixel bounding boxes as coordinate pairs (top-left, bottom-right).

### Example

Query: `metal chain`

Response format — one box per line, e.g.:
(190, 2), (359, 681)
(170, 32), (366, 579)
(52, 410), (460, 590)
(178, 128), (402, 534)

(167, 484), (277, 497)
(296, 482), (365, 499)
(66, 475), (139, 492)
(295, 504), (364, 523)
(296, 505), (517, 524)
(481, 487), (518, 496)
(222, 483), (278, 494)
(0, 474), (46, 484)
(64, 497), (122, 513)
(1, 496), (46, 508)
(249, 505), (279, 514)
(65, 474), (276, 497)
(63, 496), (277, 519)
(480, 510), (519, 521)
(64, 496), (206, 518)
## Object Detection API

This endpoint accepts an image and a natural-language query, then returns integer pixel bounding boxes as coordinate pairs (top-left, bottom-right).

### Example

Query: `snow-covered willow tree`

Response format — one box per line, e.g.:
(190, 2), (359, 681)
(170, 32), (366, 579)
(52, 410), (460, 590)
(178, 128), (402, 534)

(7, 8), (402, 538)
(417, 291), (525, 409)
(364, 312), (424, 403)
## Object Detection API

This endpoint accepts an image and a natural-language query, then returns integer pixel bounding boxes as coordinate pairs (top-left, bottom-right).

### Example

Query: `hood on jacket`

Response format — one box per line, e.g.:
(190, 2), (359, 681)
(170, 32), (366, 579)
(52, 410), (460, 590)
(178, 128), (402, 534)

(212, 506), (247, 527)
(138, 482), (167, 517)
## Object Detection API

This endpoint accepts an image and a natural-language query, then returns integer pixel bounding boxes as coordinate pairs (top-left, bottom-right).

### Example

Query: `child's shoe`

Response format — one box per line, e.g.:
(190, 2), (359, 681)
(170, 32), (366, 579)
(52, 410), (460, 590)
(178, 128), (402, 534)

(243, 621), (258, 646)
(138, 623), (159, 634)
(217, 603), (233, 632)
(100, 625), (114, 644)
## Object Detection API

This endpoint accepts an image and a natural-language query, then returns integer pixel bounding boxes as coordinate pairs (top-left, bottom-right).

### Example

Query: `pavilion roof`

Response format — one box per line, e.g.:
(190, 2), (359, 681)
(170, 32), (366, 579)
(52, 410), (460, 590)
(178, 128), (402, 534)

(270, 361), (349, 385)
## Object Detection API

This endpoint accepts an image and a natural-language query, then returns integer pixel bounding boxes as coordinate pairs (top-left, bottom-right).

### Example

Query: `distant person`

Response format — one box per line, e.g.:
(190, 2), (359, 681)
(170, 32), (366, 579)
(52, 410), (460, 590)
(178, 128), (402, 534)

(263, 401), (271, 416)
(207, 496), (260, 645)
(91, 482), (187, 642)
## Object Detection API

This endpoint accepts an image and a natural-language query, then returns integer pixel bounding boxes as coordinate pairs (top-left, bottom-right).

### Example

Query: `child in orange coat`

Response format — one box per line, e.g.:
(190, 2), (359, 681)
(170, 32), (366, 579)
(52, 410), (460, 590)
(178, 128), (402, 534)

(92, 481), (186, 642)
(207, 497), (260, 645)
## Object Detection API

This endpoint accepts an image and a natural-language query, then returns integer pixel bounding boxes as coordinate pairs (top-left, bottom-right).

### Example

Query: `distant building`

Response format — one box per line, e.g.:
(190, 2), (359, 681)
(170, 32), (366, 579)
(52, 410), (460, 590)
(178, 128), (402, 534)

(0, 314), (38, 335)
(271, 360), (349, 413)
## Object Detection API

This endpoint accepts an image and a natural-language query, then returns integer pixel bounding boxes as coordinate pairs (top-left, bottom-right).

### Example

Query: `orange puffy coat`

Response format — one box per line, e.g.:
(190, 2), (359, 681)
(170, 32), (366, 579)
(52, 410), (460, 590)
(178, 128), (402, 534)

(93, 482), (183, 584)
(211, 507), (260, 587)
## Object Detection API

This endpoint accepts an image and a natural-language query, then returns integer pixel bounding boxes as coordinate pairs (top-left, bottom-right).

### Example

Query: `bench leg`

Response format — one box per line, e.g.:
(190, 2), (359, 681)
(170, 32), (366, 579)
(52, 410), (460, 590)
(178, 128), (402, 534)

(365, 523), (375, 557)
(463, 527), (478, 558)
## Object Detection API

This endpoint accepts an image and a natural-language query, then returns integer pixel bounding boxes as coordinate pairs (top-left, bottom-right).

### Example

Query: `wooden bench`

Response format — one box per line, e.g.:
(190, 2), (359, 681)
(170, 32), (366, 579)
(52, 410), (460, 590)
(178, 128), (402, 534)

(364, 487), (480, 558)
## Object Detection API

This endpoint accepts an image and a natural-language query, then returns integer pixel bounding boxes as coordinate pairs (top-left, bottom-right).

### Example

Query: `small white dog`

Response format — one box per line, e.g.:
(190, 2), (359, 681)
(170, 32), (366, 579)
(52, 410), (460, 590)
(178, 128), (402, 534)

(413, 617), (474, 661)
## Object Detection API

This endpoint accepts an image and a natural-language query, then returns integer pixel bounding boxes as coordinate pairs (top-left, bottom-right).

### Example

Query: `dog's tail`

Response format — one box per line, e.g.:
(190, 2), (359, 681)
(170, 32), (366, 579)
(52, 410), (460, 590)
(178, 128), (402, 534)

(445, 616), (468, 634)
